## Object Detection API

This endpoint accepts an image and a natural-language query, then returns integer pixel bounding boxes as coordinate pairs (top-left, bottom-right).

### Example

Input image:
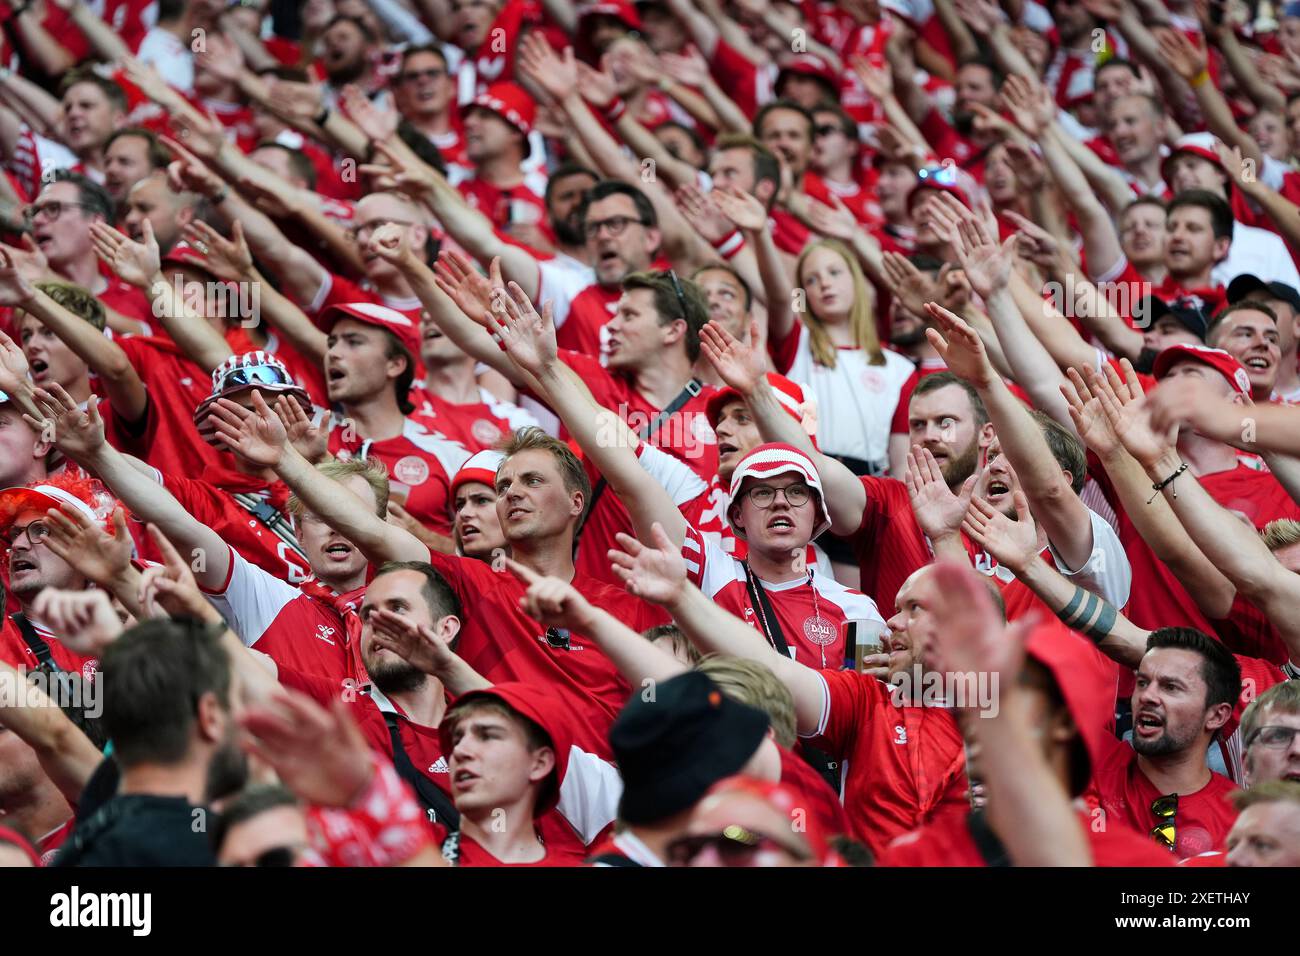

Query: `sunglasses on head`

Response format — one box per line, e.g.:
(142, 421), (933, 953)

(666, 825), (811, 866)
(666, 269), (689, 320)
(218, 363), (293, 392)
(916, 165), (960, 188)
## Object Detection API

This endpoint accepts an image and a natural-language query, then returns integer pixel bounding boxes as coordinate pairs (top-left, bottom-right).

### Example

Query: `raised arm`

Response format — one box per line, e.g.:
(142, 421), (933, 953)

(508, 558), (688, 687)
(1155, 26), (1260, 168)
(31, 386), (234, 592)
(926, 294), (1097, 570)
(0, 251), (147, 422)
(711, 186), (798, 343)
(489, 281), (689, 546)
(699, 320), (868, 534)
(1067, 363), (1237, 619)
(608, 523), (826, 734)
(207, 390), (428, 564)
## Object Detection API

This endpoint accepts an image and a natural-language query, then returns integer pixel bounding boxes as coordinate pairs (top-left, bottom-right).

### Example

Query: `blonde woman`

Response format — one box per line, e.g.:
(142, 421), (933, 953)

(712, 189), (913, 475)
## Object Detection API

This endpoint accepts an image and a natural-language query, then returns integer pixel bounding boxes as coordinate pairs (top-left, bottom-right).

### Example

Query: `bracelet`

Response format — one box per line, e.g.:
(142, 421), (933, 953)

(1190, 68), (1210, 88)
(711, 229), (746, 259)
(313, 104), (331, 126)
(1147, 461), (1189, 503)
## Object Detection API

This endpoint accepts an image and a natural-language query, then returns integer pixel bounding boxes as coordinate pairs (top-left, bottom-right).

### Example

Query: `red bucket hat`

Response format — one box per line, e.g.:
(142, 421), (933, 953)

(727, 442), (831, 541)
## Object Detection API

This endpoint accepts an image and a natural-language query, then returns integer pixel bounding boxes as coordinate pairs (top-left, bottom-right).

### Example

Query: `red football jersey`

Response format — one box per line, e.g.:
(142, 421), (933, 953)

(328, 417), (470, 536)
(408, 385), (536, 453)
(877, 805), (1177, 866)
(1087, 735), (1239, 861)
(806, 667), (968, 855)
(848, 476), (936, 619)
(421, 551), (665, 760)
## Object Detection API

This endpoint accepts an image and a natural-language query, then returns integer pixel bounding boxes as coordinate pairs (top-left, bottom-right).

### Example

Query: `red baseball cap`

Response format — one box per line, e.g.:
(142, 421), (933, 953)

(321, 301), (423, 370)
(0, 473), (120, 539)
(1151, 343), (1252, 396)
(460, 82), (535, 157)
(776, 53), (838, 91)
(705, 372), (808, 429)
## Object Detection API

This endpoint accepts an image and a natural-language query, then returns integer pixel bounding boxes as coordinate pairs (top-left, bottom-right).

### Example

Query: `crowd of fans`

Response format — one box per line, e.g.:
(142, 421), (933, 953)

(0, 0), (1298, 871)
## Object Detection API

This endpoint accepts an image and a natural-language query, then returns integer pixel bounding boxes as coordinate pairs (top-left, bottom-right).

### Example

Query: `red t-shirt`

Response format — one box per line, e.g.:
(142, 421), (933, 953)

(1087, 735), (1239, 861)
(328, 418), (469, 536)
(877, 805), (1177, 866)
(1108, 259), (1227, 326)
(99, 277), (154, 328)
(779, 745), (853, 841)
(458, 177), (547, 234)
(848, 476), (934, 618)
(421, 551), (665, 760)
(1212, 592), (1290, 667)
(552, 282), (621, 359)
(446, 817), (589, 867)
(806, 667), (968, 855)
(682, 525), (882, 670)
(0, 613), (97, 680)
(109, 334), (232, 479)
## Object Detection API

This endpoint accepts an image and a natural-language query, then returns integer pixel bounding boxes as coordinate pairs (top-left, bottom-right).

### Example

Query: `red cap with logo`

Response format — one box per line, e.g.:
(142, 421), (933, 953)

(1152, 343), (1252, 396)
(461, 82), (536, 154)
(322, 302), (423, 369)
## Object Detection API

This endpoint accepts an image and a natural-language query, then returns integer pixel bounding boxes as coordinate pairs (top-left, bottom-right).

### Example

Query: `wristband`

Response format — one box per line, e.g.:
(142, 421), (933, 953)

(711, 229), (746, 260)
(313, 104), (331, 126)
(1190, 68), (1210, 88)
(602, 97), (627, 122)
(1147, 461), (1189, 503)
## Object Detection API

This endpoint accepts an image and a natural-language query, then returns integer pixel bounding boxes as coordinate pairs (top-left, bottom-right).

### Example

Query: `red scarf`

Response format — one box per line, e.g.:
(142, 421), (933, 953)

(297, 577), (369, 682)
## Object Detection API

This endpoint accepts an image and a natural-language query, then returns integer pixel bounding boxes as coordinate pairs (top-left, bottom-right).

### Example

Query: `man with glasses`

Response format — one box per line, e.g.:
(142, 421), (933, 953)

(392, 46), (465, 168)
(811, 104), (876, 226)
(18, 172), (153, 332)
(0, 473), (116, 677)
(1240, 682), (1300, 789)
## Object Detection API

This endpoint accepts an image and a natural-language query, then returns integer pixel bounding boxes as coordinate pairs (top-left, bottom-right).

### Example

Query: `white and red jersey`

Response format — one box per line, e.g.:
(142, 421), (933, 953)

(154, 469), (309, 585)
(409, 384), (539, 453)
(681, 525), (885, 670)
(202, 546), (363, 683)
(5, 126), (79, 203)
(457, 176), (547, 234)
(0, 614), (98, 681)
(328, 415), (470, 536)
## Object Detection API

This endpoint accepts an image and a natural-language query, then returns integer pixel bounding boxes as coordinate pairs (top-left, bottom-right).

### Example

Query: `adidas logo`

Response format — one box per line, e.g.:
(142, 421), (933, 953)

(428, 757), (449, 774)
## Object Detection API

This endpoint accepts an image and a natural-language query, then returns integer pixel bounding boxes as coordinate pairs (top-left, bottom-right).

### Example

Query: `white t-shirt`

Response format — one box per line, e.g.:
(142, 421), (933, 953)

(136, 28), (193, 92)
(779, 324), (915, 470)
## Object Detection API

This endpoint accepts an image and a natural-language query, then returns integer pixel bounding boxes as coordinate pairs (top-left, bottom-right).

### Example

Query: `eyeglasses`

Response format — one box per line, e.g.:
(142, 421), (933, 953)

(218, 362), (293, 392)
(1149, 793), (1178, 851)
(814, 124), (842, 138)
(583, 215), (646, 240)
(1246, 725), (1300, 750)
(22, 200), (97, 226)
(916, 165), (960, 188)
(348, 219), (417, 241)
(398, 68), (446, 84)
(744, 483), (812, 509)
(666, 269), (689, 320)
(3, 520), (51, 547)
(665, 825), (810, 866)
(543, 627), (571, 650)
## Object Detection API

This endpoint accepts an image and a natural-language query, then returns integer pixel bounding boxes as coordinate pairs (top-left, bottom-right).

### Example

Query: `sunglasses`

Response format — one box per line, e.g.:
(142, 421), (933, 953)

(1149, 793), (1178, 851)
(218, 363), (293, 392)
(814, 124), (842, 138)
(666, 825), (810, 866)
(916, 165), (960, 188)
(543, 627), (571, 650)
(666, 269), (689, 320)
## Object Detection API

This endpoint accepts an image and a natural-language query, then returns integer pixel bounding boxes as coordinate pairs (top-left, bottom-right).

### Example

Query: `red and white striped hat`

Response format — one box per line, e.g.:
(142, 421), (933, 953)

(726, 442), (830, 542)
(451, 449), (505, 497)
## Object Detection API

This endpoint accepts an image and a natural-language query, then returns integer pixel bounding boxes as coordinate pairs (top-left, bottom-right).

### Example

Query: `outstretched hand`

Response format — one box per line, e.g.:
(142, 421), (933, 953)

(904, 445), (978, 540)
(25, 385), (106, 462)
(44, 505), (135, 591)
(607, 523), (688, 606)
(924, 302), (996, 389)
(698, 318), (766, 395)
(207, 389), (289, 467)
(482, 281), (558, 377)
(90, 220), (160, 291)
(961, 491), (1043, 576)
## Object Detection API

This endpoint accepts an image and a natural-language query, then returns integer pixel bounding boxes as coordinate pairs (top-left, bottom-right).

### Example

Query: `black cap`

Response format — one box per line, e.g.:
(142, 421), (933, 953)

(609, 671), (770, 825)
(1226, 273), (1300, 313)
(1141, 294), (1210, 340)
